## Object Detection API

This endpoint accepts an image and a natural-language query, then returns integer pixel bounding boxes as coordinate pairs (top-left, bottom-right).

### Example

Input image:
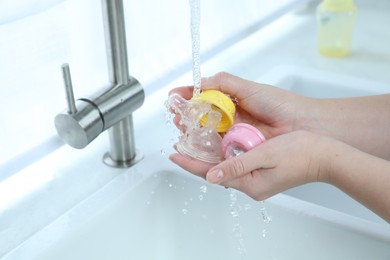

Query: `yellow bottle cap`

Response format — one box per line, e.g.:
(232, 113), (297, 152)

(192, 90), (235, 133)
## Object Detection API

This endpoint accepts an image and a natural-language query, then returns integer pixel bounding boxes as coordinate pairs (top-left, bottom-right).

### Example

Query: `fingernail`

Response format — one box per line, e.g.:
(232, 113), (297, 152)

(206, 169), (224, 184)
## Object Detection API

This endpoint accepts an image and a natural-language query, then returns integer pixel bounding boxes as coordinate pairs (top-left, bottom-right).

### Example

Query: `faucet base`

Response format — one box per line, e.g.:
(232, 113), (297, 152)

(103, 150), (143, 168)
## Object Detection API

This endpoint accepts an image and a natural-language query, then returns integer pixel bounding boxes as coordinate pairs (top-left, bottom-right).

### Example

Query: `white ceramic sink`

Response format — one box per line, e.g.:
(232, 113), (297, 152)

(17, 171), (390, 260)
(259, 65), (389, 98)
(2, 66), (390, 260)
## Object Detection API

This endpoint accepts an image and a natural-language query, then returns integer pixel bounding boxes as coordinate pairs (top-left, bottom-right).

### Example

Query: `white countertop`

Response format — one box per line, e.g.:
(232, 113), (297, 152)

(197, 0), (390, 85)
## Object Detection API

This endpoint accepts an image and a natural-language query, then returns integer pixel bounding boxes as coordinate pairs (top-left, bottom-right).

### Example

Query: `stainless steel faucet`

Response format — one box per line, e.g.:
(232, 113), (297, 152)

(55, 0), (145, 168)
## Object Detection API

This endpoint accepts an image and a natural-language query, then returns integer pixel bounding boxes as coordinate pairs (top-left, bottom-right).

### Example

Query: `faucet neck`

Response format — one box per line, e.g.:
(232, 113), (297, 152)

(102, 0), (130, 85)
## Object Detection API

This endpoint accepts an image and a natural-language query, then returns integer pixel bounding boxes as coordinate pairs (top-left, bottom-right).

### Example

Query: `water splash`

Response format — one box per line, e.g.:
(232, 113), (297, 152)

(260, 200), (272, 224)
(188, 0), (201, 97)
(162, 100), (181, 158)
(244, 204), (252, 211)
(199, 185), (207, 201)
(229, 189), (247, 255)
(181, 198), (193, 215)
(259, 200), (272, 239)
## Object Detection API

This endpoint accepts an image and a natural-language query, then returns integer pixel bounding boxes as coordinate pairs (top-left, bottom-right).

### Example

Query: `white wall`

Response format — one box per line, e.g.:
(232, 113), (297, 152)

(0, 0), (302, 177)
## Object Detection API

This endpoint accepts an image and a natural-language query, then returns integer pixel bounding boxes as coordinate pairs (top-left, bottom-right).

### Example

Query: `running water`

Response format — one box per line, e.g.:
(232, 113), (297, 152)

(259, 200), (272, 238)
(229, 189), (247, 255)
(188, 0), (202, 97)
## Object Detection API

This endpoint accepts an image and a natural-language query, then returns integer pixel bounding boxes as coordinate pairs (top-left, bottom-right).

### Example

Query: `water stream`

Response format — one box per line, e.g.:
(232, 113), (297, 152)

(188, 0), (202, 97)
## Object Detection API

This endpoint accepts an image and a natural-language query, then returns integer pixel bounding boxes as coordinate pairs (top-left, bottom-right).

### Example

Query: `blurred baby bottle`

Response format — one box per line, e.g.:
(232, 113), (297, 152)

(316, 0), (357, 57)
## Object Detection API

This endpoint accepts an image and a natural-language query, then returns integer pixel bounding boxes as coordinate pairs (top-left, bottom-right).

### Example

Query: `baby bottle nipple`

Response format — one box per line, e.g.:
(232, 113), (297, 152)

(177, 108), (223, 163)
(167, 93), (211, 131)
(192, 90), (235, 133)
(166, 90), (236, 163)
(221, 123), (266, 159)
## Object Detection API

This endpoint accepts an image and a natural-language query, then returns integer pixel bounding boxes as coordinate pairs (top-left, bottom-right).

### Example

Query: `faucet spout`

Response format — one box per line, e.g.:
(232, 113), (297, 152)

(102, 0), (129, 85)
(54, 0), (144, 168)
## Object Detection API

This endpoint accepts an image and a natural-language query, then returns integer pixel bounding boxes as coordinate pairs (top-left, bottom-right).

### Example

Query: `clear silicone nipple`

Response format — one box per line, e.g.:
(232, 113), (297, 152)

(166, 93), (224, 163)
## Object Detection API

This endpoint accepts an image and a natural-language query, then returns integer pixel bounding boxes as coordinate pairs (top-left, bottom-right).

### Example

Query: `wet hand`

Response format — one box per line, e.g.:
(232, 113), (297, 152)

(204, 131), (332, 201)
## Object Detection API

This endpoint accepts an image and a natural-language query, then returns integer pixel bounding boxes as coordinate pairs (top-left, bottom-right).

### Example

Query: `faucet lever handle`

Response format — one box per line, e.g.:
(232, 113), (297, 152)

(61, 63), (77, 114)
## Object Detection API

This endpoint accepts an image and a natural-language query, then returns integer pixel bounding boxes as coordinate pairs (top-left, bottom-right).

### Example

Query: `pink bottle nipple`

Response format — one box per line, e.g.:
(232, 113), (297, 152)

(221, 123), (266, 159)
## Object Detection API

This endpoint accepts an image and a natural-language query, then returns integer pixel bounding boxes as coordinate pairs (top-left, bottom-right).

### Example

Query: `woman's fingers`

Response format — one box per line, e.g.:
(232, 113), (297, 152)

(169, 153), (215, 179)
(201, 72), (259, 100)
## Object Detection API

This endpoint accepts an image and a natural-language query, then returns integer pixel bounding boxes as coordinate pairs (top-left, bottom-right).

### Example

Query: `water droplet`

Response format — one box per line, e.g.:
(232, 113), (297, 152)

(231, 208), (239, 218)
(232, 223), (241, 233)
(198, 195), (204, 200)
(230, 190), (237, 201)
(182, 208), (188, 215)
(168, 183), (173, 188)
(199, 185), (207, 193)
(262, 229), (268, 238)
(231, 96), (239, 106)
(237, 243), (247, 255)
(261, 213), (272, 224)
(160, 149), (166, 156)
(165, 108), (174, 125)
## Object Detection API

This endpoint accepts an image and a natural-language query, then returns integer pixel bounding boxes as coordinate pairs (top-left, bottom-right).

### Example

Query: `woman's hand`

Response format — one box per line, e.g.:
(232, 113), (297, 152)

(168, 72), (390, 222)
(170, 72), (311, 139)
(168, 72), (312, 182)
(204, 131), (332, 200)
(171, 130), (332, 200)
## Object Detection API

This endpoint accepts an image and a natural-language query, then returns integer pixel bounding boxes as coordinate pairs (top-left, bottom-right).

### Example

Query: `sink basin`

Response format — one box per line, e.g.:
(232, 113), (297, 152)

(1, 65), (389, 260)
(5, 163), (390, 260)
(259, 65), (389, 98)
